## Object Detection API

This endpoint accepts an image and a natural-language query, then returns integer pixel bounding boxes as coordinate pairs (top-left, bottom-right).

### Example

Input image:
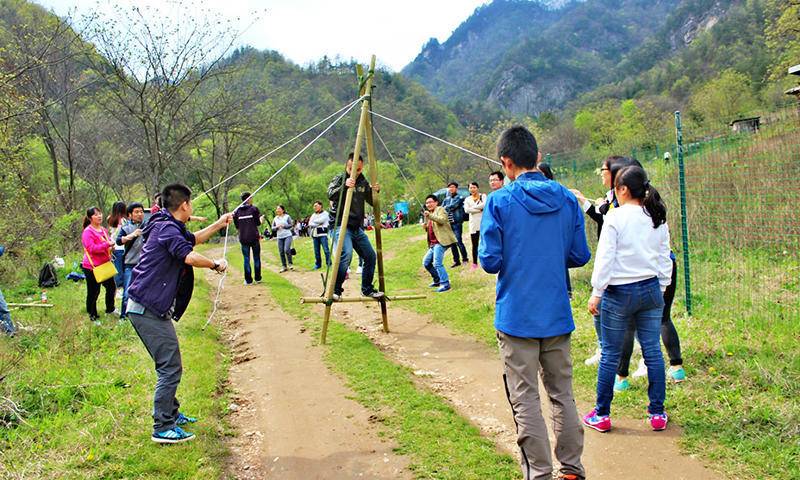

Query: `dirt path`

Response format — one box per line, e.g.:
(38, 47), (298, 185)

(203, 266), (411, 480)
(281, 266), (717, 479)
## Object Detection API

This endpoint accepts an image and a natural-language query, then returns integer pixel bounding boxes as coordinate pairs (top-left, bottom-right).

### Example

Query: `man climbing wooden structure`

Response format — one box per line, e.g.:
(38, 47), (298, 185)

(299, 56), (425, 344)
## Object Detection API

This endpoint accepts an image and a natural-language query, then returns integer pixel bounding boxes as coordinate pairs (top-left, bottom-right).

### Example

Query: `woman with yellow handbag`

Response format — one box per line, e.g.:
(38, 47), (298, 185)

(81, 206), (117, 325)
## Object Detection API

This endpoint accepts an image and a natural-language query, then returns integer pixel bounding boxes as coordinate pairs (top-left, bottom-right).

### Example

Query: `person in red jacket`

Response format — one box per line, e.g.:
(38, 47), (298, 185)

(81, 206), (116, 324)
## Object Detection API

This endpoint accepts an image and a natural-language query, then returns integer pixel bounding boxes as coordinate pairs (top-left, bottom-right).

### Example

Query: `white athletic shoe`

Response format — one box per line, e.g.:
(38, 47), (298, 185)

(356, 266), (363, 274)
(584, 348), (602, 366)
(632, 358), (648, 378)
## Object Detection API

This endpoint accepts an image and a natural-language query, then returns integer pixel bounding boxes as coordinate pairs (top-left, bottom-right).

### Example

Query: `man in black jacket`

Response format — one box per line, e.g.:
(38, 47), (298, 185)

(442, 182), (469, 267)
(233, 192), (262, 285)
(328, 153), (383, 300)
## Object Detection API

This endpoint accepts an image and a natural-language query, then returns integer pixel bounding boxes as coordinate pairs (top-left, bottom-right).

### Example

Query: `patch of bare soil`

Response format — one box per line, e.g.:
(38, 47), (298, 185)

(283, 266), (717, 479)
(203, 263), (411, 480)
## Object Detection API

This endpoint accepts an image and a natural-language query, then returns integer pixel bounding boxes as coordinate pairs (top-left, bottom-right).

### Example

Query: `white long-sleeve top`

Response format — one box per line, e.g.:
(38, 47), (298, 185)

(464, 193), (486, 234)
(308, 211), (330, 237)
(591, 203), (673, 297)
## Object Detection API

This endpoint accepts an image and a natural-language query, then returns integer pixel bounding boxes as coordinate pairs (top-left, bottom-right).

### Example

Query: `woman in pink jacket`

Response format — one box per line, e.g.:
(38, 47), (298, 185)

(81, 206), (116, 324)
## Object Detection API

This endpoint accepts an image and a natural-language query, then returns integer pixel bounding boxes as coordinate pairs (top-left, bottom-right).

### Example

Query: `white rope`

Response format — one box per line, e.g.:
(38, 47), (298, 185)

(203, 221), (230, 330)
(197, 96), (365, 201)
(369, 110), (502, 166)
(203, 96), (362, 328)
(372, 125), (424, 209)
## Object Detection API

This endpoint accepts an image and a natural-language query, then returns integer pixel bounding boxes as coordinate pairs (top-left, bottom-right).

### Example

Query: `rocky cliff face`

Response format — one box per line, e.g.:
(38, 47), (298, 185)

(404, 0), (735, 117)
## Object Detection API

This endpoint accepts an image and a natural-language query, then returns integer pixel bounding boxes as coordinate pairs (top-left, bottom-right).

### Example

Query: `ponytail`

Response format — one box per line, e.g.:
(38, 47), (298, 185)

(614, 166), (666, 228)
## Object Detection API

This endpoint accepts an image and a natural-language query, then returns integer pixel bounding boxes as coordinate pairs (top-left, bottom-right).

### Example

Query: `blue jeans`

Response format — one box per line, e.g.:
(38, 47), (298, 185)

(595, 277), (665, 416)
(449, 222), (468, 263)
(120, 264), (135, 317)
(332, 227), (376, 295)
(312, 235), (331, 268)
(241, 241), (261, 283)
(0, 288), (15, 335)
(423, 244), (449, 285)
(113, 250), (125, 287)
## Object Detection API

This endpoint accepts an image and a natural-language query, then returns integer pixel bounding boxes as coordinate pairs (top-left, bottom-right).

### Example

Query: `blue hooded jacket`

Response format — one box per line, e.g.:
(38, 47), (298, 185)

(479, 171), (591, 338)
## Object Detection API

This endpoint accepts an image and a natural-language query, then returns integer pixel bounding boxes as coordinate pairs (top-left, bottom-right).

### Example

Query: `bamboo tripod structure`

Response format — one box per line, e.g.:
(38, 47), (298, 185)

(311, 56), (425, 344)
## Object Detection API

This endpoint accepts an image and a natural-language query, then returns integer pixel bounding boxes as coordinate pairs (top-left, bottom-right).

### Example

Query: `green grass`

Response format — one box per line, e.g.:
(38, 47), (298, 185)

(222, 247), (520, 480)
(284, 223), (796, 479)
(0, 255), (231, 479)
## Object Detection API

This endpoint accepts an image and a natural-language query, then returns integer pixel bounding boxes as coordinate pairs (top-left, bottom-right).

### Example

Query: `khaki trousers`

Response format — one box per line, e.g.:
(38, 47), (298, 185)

(498, 331), (585, 480)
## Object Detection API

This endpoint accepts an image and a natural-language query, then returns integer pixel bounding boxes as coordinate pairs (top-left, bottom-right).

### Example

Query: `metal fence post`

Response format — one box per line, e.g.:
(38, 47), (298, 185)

(674, 111), (693, 316)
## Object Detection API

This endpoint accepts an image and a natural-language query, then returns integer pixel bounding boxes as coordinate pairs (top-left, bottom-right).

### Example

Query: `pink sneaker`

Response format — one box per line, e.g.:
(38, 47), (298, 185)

(470, 263), (478, 271)
(582, 409), (611, 432)
(649, 412), (668, 431)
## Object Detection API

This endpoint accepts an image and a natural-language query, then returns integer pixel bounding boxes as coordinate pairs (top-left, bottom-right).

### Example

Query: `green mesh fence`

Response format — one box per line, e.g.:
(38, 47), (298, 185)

(543, 105), (800, 325)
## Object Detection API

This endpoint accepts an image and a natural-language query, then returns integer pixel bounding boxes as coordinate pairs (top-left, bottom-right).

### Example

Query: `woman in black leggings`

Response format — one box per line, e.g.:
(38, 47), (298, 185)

(617, 255), (686, 385)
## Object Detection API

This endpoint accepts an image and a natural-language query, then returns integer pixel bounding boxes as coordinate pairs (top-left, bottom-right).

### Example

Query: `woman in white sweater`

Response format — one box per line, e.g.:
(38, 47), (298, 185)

(463, 182), (486, 270)
(272, 205), (294, 272)
(583, 165), (673, 434)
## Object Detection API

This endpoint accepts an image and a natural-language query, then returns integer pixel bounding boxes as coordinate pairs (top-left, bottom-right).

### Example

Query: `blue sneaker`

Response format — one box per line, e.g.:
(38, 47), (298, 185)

(152, 426), (195, 444)
(428, 282), (440, 288)
(176, 412), (197, 426)
(436, 283), (451, 293)
(668, 366), (686, 383)
(613, 376), (630, 392)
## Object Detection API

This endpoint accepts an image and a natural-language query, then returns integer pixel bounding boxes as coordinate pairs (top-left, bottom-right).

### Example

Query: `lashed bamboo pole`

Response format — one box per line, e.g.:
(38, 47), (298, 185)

(362, 65), (389, 333)
(301, 295), (425, 304)
(320, 55), (377, 344)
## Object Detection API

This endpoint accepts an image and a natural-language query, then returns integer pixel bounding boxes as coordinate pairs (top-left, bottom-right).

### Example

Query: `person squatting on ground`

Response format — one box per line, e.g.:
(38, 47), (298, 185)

(116, 202), (146, 320)
(0, 245), (16, 336)
(272, 205), (294, 272)
(126, 183), (231, 444)
(327, 153), (384, 300)
(480, 126), (591, 480)
(583, 165), (673, 433)
(308, 200), (332, 270)
(233, 192), (262, 285)
(81, 206), (116, 324)
(442, 182), (469, 267)
(422, 195), (456, 293)
(463, 181), (486, 271)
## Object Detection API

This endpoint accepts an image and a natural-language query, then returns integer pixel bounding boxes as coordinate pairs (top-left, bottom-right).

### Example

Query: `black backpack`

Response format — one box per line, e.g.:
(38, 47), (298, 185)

(38, 262), (59, 288)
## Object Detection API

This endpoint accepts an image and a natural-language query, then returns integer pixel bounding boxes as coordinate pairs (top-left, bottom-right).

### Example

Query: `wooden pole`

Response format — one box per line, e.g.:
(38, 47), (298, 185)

(362, 63), (389, 333)
(7, 303), (53, 308)
(320, 55), (377, 344)
(301, 295), (425, 304)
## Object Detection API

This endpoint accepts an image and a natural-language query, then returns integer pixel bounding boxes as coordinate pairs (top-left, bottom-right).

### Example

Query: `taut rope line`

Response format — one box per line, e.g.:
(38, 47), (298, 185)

(197, 96), (366, 202)
(203, 97), (363, 329)
(369, 110), (502, 166)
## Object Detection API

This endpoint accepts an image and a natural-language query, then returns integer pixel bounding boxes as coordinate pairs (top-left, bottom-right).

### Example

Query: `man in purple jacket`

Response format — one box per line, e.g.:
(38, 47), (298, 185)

(127, 183), (231, 444)
(233, 192), (262, 285)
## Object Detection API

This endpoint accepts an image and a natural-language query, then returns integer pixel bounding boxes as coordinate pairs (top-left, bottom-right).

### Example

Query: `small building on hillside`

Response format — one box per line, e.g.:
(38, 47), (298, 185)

(730, 117), (760, 134)
(786, 64), (800, 107)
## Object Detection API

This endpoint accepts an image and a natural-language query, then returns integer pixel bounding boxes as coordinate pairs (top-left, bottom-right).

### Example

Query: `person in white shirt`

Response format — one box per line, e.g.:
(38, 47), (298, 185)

(463, 182), (486, 271)
(272, 205), (294, 272)
(308, 201), (332, 270)
(582, 165), (673, 434)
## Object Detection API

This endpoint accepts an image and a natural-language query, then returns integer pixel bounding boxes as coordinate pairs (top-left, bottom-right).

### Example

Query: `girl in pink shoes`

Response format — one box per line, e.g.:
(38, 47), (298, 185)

(582, 165), (673, 432)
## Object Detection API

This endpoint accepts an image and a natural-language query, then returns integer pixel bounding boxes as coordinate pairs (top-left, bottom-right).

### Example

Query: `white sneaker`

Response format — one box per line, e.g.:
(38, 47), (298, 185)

(356, 266), (363, 274)
(584, 348), (602, 366)
(115, 289), (123, 299)
(632, 358), (648, 378)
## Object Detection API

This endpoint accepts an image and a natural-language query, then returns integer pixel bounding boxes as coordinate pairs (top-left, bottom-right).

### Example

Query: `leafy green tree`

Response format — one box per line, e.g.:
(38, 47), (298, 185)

(689, 69), (759, 130)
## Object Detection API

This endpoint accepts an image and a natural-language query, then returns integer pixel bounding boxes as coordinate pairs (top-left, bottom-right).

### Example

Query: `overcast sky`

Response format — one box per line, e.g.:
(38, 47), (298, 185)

(33, 0), (488, 71)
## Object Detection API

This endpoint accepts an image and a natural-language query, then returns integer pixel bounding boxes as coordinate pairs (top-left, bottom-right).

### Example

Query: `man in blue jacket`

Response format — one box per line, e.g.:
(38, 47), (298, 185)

(479, 126), (591, 480)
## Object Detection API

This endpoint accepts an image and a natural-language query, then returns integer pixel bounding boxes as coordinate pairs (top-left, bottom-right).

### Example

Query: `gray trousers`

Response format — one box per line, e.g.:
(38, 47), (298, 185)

(277, 236), (293, 267)
(129, 306), (182, 433)
(498, 331), (585, 480)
